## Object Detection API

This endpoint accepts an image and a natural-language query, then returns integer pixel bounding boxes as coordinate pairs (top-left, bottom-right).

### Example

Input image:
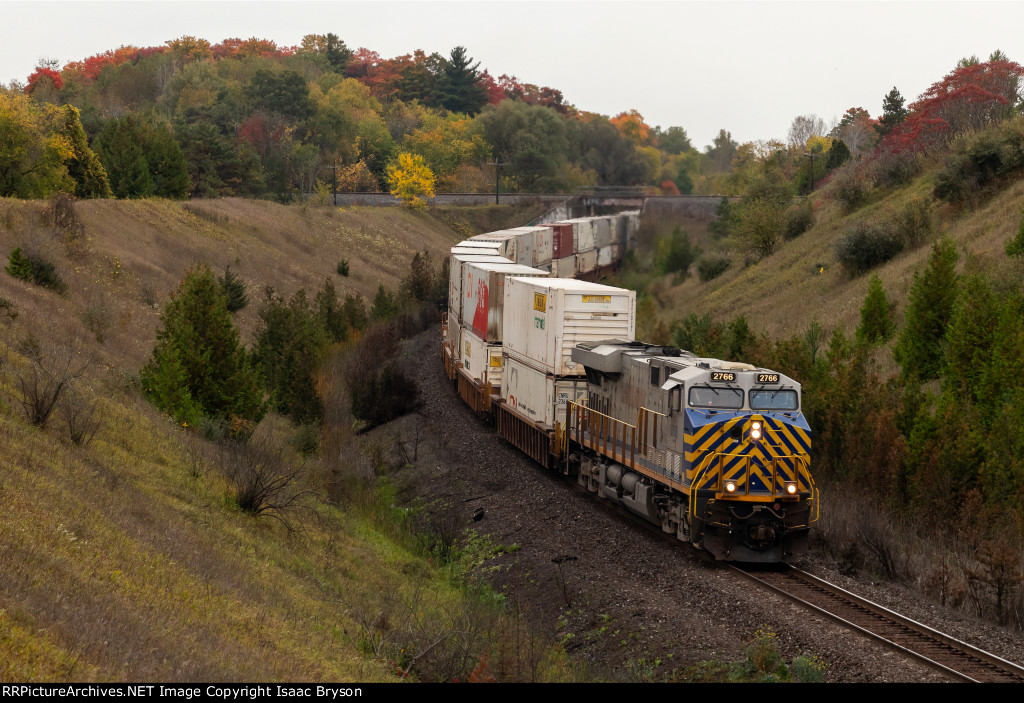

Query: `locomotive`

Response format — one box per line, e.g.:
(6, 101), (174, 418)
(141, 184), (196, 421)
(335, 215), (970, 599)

(442, 213), (817, 562)
(566, 341), (816, 562)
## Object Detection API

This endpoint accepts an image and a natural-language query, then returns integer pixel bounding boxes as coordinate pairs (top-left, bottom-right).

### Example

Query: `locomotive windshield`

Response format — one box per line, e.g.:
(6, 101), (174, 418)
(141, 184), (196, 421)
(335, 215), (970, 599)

(688, 386), (743, 409)
(749, 389), (798, 411)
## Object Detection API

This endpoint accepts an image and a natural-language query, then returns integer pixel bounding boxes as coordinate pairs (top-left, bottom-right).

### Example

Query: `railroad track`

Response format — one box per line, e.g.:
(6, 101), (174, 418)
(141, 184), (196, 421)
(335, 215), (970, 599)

(731, 563), (1024, 682)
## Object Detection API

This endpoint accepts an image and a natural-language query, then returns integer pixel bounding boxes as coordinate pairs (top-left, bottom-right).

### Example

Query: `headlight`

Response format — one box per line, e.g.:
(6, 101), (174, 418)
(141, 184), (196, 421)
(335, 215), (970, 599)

(725, 481), (737, 493)
(750, 421), (762, 441)
(785, 482), (797, 495)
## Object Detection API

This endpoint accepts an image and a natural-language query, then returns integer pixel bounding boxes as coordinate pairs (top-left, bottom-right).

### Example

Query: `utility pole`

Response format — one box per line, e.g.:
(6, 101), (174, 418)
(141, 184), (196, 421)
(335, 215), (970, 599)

(804, 152), (816, 192)
(330, 164), (337, 206)
(487, 161), (509, 204)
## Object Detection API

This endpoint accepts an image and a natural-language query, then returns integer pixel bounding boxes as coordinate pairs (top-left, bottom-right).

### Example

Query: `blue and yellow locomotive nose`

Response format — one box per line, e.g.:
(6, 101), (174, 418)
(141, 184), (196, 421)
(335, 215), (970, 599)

(685, 411), (813, 500)
(684, 409), (816, 561)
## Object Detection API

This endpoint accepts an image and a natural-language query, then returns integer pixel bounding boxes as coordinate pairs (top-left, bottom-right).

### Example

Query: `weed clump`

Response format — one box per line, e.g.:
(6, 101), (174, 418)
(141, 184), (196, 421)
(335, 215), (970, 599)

(42, 193), (84, 240)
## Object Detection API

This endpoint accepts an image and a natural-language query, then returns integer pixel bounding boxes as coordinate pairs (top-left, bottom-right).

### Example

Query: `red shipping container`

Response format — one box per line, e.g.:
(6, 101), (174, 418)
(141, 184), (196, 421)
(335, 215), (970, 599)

(550, 223), (574, 259)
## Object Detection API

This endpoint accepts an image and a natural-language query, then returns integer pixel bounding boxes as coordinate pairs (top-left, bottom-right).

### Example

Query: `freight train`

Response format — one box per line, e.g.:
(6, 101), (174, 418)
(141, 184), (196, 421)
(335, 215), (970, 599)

(441, 213), (818, 562)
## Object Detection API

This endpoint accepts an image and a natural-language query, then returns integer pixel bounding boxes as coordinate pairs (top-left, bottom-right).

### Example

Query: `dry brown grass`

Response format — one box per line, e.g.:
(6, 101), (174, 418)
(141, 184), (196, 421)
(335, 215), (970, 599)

(0, 196), (509, 681)
(654, 177), (1024, 339)
(0, 198), (460, 371)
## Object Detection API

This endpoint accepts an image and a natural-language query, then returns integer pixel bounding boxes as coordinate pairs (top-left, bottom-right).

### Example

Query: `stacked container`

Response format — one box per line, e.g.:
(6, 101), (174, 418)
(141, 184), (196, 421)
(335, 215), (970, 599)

(501, 277), (636, 427)
(448, 254), (512, 348)
(510, 225), (555, 269)
(469, 230), (528, 266)
(459, 261), (548, 387)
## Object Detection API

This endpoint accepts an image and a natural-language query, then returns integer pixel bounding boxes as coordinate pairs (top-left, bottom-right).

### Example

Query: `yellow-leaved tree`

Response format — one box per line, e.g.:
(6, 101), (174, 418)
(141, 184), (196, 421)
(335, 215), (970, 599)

(387, 152), (435, 209)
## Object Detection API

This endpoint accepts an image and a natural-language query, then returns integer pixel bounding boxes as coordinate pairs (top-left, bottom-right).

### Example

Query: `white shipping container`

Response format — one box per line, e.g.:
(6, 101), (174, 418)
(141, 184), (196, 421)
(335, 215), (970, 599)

(446, 312), (462, 359)
(597, 245), (613, 268)
(576, 248), (598, 275)
(451, 246), (504, 256)
(593, 217), (612, 248)
(511, 225), (554, 267)
(503, 277), (636, 376)
(551, 255), (577, 278)
(461, 328), (504, 388)
(471, 230), (530, 265)
(558, 219), (596, 253)
(450, 254), (513, 322)
(462, 261), (548, 342)
(611, 213), (629, 244)
(622, 210), (641, 239)
(610, 244), (625, 264)
(502, 356), (589, 427)
(456, 239), (504, 252)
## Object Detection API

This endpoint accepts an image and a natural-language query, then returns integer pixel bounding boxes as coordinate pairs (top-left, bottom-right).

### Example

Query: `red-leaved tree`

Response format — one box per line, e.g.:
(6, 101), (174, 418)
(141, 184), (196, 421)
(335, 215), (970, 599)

(25, 66), (62, 93)
(880, 60), (1024, 158)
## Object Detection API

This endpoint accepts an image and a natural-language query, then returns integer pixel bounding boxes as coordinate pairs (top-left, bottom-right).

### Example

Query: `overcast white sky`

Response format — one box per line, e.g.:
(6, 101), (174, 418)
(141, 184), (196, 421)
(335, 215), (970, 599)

(2, 1), (1021, 148)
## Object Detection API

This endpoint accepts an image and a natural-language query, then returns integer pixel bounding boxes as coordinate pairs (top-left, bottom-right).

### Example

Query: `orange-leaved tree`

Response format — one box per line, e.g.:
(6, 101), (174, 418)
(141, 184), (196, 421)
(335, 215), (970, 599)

(387, 152), (435, 208)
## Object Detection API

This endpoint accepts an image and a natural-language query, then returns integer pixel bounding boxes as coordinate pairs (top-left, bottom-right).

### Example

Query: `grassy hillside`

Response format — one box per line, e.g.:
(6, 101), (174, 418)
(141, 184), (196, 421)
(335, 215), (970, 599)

(0, 198), (529, 681)
(634, 172), (1024, 343)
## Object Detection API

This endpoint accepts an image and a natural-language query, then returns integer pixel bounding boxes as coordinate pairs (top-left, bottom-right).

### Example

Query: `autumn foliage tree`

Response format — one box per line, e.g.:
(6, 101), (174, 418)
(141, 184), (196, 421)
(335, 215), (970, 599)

(387, 152), (435, 208)
(878, 59), (1024, 160)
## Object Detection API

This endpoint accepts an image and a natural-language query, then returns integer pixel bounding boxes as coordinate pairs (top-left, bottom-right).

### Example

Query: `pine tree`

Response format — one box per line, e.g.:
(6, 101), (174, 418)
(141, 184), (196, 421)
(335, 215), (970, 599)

(893, 237), (959, 380)
(141, 266), (264, 425)
(253, 288), (329, 425)
(342, 293), (368, 332)
(370, 284), (399, 321)
(855, 274), (896, 346)
(218, 265), (248, 312)
(943, 275), (999, 405)
(401, 251), (436, 303)
(876, 87), (908, 138)
(94, 116), (155, 198)
(438, 46), (487, 116)
(143, 118), (190, 199)
(315, 278), (349, 343)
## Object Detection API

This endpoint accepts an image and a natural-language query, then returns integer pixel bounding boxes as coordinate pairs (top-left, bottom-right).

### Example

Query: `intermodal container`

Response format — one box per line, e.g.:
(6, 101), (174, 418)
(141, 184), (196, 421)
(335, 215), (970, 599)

(575, 248), (598, 275)
(510, 225), (554, 267)
(551, 255), (577, 278)
(471, 230), (529, 265)
(450, 254), (513, 321)
(461, 262), (548, 342)
(502, 277), (635, 376)
(593, 216), (612, 248)
(550, 223), (574, 259)
(461, 327), (505, 388)
(501, 356), (589, 427)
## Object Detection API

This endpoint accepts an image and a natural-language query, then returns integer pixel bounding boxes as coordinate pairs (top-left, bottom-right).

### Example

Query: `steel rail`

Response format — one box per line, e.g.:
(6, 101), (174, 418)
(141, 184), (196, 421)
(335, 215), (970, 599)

(730, 563), (1024, 683)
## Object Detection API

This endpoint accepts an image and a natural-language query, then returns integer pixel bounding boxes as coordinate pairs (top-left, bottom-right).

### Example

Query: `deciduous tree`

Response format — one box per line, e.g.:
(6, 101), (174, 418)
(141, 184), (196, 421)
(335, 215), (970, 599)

(387, 152), (435, 208)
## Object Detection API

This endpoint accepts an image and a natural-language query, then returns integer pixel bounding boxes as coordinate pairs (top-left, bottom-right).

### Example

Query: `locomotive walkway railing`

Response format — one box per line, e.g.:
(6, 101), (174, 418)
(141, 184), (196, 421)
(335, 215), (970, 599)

(563, 399), (681, 488)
